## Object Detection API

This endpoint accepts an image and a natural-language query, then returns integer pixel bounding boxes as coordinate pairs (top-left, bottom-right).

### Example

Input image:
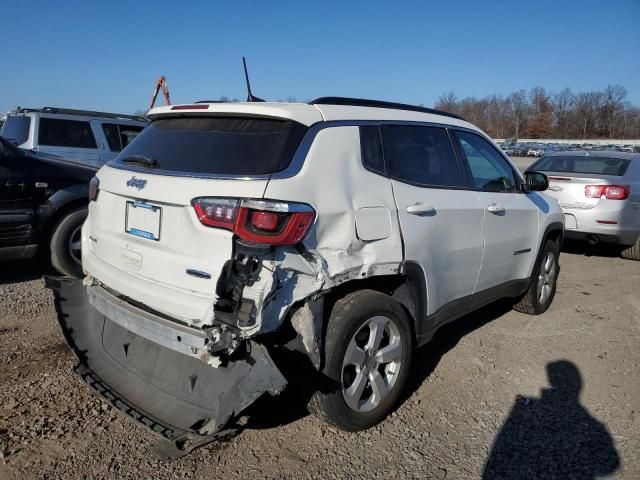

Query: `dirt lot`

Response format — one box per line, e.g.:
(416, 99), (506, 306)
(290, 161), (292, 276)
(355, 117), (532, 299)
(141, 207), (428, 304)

(0, 242), (638, 479)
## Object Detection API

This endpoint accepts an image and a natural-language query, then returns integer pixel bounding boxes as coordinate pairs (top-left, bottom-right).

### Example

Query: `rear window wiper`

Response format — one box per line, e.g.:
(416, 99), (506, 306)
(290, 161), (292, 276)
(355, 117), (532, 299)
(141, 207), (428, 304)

(121, 155), (157, 167)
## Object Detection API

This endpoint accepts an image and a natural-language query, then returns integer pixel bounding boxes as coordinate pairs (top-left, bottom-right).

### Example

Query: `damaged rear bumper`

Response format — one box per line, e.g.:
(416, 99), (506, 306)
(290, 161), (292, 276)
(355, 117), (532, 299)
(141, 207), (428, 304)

(46, 276), (287, 454)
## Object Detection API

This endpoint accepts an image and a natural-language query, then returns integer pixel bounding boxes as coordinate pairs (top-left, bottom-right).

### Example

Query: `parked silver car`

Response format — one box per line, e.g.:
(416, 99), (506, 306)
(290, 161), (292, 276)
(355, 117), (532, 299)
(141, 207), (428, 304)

(530, 151), (640, 260)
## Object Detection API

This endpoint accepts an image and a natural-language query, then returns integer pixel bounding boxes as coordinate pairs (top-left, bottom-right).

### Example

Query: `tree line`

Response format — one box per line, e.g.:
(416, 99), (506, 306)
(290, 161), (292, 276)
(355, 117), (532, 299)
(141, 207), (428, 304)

(141, 86), (639, 140)
(433, 85), (640, 140)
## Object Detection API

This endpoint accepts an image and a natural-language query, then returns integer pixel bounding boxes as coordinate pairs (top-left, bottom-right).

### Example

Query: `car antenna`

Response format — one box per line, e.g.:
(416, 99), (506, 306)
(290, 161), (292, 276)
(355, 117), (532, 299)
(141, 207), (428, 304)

(243, 57), (265, 102)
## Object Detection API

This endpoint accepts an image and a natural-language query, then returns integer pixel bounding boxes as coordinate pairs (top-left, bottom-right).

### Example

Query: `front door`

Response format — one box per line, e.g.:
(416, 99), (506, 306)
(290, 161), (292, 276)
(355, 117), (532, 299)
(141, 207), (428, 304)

(453, 130), (539, 292)
(0, 144), (36, 248)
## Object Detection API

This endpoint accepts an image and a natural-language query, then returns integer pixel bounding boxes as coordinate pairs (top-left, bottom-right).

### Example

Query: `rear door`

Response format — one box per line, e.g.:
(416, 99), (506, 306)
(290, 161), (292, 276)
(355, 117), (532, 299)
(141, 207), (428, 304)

(36, 116), (101, 166)
(453, 130), (539, 291)
(384, 124), (485, 315)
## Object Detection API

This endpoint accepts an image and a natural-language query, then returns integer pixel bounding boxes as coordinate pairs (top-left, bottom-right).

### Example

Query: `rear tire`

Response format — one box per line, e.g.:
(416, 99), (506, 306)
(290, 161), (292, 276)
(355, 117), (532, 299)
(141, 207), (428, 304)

(620, 239), (640, 261)
(50, 208), (87, 278)
(309, 290), (412, 431)
(513, 239), (559, 315)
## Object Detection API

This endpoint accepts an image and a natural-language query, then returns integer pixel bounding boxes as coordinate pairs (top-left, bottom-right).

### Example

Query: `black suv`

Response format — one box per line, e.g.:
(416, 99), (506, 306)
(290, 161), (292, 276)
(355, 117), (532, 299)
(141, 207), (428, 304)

(0, 135), (95, 276)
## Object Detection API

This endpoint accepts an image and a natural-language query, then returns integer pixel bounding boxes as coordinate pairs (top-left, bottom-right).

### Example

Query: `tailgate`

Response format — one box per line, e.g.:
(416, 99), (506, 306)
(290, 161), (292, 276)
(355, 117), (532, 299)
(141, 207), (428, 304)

(84, 165), (268, 322)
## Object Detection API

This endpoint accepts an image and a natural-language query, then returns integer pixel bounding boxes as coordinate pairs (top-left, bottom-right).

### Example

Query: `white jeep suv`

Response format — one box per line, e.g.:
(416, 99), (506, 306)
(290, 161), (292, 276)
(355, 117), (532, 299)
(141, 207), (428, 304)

(50, 97), (564, 457)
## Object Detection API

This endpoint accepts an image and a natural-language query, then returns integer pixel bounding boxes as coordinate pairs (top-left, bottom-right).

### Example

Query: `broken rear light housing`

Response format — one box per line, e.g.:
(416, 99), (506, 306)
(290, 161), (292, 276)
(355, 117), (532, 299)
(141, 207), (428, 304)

(192, 197), (315, 245)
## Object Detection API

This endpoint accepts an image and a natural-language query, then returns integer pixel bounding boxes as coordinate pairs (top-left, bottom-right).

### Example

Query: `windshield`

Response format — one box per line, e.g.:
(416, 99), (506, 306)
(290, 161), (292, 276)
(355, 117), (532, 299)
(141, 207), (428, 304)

(0, 115), (31, 145)
(111, 116), (308, 176)
(532, 156), (630, 176)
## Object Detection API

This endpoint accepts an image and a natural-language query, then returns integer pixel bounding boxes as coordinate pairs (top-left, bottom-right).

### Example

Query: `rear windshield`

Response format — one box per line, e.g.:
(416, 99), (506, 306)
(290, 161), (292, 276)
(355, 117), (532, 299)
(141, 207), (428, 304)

(0, 115), (31, 145)
(111, 117), (308, 176)
(532, 156), (631, 176)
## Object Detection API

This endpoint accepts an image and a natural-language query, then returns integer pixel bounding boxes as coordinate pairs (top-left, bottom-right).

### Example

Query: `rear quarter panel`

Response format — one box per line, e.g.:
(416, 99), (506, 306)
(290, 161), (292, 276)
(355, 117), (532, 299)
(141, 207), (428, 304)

(264, 126), (403, 277)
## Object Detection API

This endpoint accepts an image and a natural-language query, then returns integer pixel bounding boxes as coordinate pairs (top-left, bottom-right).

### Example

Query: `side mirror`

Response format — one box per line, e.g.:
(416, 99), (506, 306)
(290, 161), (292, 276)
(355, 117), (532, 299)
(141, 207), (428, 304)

(523, 171), (549, 191)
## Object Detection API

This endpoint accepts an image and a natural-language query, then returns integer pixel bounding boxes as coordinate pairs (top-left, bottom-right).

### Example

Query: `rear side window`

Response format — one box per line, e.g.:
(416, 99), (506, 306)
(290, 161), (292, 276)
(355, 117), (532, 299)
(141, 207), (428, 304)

(39, 118), (97, 148)
(359, 125), (385, 175)
(531, 156), (630, 176)
(0, 115), (31, 145)
(455, 131), (518, 192)
(102, 123), (144, 151)
(113, 117), (308, 176)
(382, 125), (464, 187)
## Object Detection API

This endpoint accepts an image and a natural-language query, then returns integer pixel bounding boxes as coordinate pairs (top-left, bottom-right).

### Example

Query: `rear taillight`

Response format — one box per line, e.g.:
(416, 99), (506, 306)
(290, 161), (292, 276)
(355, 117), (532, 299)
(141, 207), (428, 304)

(585, 185), (629, 200)
(192, 198), (315, 245)
(89, 176), (100, 202)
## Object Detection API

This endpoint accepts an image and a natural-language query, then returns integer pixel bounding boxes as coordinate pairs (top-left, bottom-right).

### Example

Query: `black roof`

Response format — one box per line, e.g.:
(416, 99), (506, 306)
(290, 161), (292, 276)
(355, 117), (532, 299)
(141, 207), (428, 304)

(309, 97), (465, 121)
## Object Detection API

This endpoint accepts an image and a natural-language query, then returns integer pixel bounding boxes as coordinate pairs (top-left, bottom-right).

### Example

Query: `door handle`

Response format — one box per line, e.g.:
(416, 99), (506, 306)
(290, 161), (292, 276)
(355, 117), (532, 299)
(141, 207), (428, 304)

(487, 203), (505, 215)
(406, 203), (436, 215)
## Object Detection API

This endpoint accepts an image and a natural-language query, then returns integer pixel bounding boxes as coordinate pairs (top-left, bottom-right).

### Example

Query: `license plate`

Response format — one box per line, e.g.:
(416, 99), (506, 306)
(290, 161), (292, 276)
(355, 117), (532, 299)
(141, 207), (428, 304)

(125, 202), (161, 241)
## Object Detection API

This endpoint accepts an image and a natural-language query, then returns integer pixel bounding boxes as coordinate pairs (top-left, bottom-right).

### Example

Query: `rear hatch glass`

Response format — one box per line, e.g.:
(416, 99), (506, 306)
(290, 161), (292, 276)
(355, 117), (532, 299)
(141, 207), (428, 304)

(0, 115), (31, 145)
(532, 156), (630, 176)
(110, 116), (308, 176)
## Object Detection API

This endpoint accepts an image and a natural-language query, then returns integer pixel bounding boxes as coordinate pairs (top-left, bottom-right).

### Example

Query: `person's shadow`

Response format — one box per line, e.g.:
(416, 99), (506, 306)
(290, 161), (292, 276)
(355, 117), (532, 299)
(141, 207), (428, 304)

(483, 360), (620, 479)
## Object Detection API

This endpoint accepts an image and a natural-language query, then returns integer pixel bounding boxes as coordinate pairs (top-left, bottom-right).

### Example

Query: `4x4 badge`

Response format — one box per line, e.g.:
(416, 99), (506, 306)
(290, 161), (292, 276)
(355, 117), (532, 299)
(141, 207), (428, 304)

(126, 176), (147, 190)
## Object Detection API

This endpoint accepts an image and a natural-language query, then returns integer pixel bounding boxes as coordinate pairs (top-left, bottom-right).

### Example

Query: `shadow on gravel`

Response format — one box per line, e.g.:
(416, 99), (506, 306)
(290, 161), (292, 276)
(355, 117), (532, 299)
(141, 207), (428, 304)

(0, 258), (50, 285)
(561, 239), (622, 259)
(403, 299), (515, 402)
(483, 360), (620, 480)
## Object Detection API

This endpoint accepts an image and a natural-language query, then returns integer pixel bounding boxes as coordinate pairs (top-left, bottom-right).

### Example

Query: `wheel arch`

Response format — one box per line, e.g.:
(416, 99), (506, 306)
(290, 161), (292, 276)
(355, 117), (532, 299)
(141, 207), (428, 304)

(38, 185), (89, 248)
(527, 221), (564, 288)
(276, 268), (425, 371)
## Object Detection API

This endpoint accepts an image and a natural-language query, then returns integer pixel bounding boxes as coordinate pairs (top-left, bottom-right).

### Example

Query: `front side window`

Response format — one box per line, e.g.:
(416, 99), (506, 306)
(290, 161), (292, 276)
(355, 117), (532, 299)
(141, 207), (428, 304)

(456, 131), (518, 192)
(102, 123), (144, 152)
(102, 123), (121, 151)
(38, 118), (97, 149)
(382, 125), (464, 187)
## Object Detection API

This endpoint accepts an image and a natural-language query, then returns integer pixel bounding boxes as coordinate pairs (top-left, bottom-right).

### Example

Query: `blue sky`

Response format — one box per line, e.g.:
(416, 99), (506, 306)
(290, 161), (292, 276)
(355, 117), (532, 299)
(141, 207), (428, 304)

(1, 0), (639, 114)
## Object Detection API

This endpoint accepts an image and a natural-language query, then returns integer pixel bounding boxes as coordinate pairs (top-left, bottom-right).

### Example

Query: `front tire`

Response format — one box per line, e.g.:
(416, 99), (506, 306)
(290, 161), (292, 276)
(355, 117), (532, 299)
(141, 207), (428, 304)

(513, 239), (559, 315)
(309, 290), (413, 431)
(50, 208), (87, 278)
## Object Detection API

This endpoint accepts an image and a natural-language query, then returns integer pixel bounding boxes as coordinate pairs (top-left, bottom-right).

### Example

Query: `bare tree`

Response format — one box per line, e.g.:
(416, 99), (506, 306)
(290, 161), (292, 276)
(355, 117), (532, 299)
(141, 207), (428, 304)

(553, 88), (575, 139)
(508, 90), (529, 139)
(434, 91), (458, 114)
(527, 87), (553, 138)
(575, 92), (603, 139)
(601, 84), (627, 138)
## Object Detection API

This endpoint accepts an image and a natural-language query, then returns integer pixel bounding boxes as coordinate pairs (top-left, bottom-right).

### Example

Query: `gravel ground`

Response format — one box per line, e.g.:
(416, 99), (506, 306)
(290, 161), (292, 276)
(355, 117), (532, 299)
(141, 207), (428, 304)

(1, 245), (639, 479)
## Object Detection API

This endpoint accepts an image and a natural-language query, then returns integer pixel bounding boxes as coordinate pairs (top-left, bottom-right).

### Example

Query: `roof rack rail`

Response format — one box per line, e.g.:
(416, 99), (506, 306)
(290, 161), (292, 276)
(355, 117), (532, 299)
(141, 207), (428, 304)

(309, 97), (465, 121)
(14, 106), (148, 122)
